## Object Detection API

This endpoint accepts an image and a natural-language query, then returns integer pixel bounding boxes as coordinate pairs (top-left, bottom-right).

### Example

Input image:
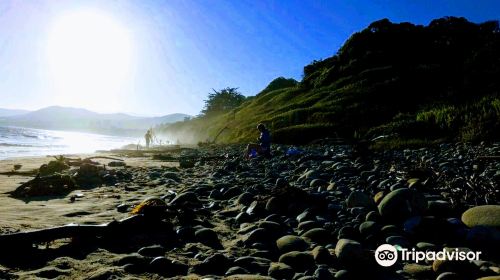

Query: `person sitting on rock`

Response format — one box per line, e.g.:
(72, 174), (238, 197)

(245, 123), (271, 158)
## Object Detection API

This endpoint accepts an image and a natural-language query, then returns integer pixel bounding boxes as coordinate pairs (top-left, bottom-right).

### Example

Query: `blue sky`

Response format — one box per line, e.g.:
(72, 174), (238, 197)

(0, 0), (499, 116)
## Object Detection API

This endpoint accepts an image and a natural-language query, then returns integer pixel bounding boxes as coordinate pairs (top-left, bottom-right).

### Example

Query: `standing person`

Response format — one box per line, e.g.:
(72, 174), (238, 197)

(145, 129), (152, 148)
(245, 123), (271, 158)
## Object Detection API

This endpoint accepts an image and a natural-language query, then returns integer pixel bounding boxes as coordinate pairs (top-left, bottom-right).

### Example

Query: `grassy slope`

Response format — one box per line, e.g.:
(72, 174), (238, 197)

(160, 17), (500, 145)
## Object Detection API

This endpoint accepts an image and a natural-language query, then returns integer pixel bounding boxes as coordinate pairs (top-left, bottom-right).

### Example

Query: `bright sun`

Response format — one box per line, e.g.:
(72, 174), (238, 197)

(47, 10), (132, 111)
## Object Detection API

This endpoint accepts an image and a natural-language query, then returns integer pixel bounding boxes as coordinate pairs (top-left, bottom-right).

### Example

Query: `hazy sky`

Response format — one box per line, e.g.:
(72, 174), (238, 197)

(0, 0), (499, 116)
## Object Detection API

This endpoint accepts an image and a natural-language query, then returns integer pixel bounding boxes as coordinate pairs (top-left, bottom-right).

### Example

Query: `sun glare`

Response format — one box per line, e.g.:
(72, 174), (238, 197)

(47, 10), (132, 111)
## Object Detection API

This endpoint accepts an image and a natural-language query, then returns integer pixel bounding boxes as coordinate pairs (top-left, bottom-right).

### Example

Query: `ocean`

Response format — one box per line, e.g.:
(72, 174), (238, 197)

(0, 126), (139, 159)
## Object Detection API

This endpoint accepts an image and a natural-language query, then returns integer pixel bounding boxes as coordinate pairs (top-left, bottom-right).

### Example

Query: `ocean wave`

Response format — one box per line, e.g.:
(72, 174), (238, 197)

(0, 125), (137, 159)
(21, 133), (40, 139)
(0, 143), (41, 147)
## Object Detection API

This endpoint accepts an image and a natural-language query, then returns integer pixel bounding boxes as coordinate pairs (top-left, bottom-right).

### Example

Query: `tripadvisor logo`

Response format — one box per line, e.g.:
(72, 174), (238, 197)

(375, 244), (398, 266)
(374, 244), (482, 267)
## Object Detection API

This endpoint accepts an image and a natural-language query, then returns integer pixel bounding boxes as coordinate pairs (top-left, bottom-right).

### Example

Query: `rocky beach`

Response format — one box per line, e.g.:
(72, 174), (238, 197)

(0, 143), (498, 280)
(1, 1), (500, 279)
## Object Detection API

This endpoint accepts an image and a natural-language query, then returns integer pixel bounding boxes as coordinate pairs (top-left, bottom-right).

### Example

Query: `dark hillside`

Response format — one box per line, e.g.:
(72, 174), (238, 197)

(160, 17), (500, 144)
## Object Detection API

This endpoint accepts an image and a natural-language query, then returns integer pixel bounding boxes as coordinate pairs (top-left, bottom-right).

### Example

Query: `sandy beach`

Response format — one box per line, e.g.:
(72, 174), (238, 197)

(0, 153), (172, 231)
(0, 152), (181, 280)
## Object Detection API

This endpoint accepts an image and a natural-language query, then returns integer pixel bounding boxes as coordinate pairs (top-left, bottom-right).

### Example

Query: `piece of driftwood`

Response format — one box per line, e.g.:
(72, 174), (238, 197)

(47, 155), (124, 167)
(0, 215), (145, 246)
(0, 170), (38, 176)
(84, 156), (124, 161)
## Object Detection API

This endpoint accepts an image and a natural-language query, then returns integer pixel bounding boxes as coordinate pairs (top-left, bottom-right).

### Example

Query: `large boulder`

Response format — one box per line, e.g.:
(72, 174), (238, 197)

(334, 239), (364, 267)
(461, 205), (500, 228)
(276, 235), (309, 253)
(378, 188), (427, 222)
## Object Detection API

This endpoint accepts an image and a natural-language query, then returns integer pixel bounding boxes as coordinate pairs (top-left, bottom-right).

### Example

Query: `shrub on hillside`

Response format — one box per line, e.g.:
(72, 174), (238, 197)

(273, 123), (338, 144)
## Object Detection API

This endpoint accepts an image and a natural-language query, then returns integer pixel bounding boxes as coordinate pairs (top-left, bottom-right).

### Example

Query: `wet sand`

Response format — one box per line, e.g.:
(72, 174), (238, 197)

(0, 153), (172, 232)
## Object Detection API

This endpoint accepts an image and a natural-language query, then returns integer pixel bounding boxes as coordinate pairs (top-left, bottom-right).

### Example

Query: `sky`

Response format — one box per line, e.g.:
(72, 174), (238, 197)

(0, 0), (499, 116)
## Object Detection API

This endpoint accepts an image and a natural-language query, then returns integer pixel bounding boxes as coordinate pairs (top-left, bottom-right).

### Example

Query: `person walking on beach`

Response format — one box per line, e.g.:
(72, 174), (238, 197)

(145, 129), (153, 148)
(245, 123), (271, 158)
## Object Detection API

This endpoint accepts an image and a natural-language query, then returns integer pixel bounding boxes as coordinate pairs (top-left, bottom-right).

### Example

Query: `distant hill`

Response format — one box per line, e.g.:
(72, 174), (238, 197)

(0, 108), (30, 117)
(160, 17), (500, 145)
(0, 106), (189, 136)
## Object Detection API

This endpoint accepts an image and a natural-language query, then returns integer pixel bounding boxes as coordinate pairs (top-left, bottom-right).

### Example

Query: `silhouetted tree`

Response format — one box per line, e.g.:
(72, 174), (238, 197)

(202, 87), (245, 115)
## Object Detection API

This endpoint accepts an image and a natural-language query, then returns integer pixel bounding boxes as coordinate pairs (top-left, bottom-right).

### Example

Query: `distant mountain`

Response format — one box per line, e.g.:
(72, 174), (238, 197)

(0, 108), (30, 117)
(0, 106), (190, 136)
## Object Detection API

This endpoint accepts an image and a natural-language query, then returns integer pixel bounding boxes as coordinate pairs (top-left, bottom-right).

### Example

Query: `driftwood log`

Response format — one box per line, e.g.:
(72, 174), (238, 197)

(83, 156), (124, 161)
(0, 215), (146, 246)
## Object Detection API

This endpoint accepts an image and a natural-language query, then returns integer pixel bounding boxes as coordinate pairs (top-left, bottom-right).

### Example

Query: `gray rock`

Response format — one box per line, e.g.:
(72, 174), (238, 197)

(265, 197), (282, 214)
(301, 228), (330, 245)
(334, 270), (351, 279)
(191, 253), (231, 276)
(296, 210), (315, 223)
(169, 191), (199, 206)
(116, 253), (150, 274)
(314, 266), (334, 280)
(137, 245), (165, 257)
(378, 188), (427, 222)
(358, 221), (380, 237)
(237, 192), (254, 206)
(224, 187), (242, 199)
(247, 200), (266, 216)
(258, 221), (284, 234)
(149, 257), (188, 276)
(278, 251), (315, 272)
(234, 256), (272, 275)
(310, 179), (327, 188)
(312, 246), (333, 264)
(162, 171), (179, 181)
(268, 262), (294, 279)
(436, 272), (462, 280)
(298, 221), (320, 231)
(195, 228), (222, 249)
(276, 235), (309, 253)
(225, 266), (249, 276)
(365, 211), (380, 222)
(461, 205), (500, 228)
(346, 191), (375, 209)
(245, 228), (273, 245)
(334, 239), (364, 267)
